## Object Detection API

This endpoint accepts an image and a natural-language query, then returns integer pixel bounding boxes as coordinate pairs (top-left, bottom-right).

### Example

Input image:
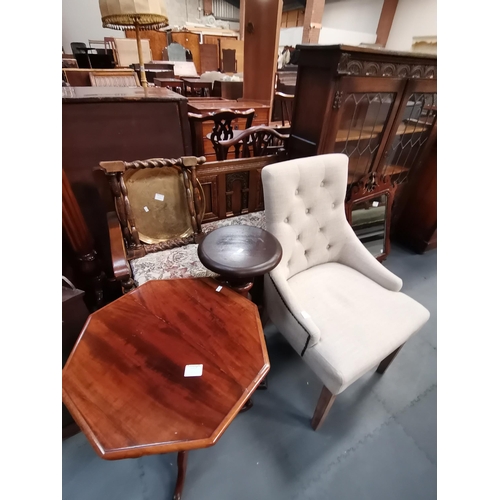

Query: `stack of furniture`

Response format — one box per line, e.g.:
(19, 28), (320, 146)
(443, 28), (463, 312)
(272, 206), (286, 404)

(124, 29), (167, 61)
(170, 32), (201, 73)
(288, 44), (437, 259)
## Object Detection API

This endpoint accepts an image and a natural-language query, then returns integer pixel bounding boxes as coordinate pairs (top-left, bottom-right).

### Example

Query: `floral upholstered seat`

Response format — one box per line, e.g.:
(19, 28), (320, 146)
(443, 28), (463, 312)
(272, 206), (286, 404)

(130, 211), (266, 286)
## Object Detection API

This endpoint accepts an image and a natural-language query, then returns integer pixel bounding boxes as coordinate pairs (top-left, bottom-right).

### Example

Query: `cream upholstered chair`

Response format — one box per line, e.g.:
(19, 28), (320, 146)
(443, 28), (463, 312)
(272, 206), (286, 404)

(262, 154), (430, 430)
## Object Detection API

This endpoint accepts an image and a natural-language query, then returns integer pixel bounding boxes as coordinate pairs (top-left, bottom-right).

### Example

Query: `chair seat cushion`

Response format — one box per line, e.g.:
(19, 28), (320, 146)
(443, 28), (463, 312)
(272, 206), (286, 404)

(288, 262), (430, 395)
(130, 211), (266, 286)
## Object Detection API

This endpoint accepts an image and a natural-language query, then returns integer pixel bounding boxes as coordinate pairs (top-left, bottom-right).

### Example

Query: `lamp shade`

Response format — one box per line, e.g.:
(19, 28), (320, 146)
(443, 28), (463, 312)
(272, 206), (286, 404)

(99, 0), (168, 30)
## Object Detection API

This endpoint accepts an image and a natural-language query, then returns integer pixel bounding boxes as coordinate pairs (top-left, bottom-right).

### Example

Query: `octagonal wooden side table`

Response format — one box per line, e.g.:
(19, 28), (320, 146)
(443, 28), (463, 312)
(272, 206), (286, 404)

(62, 278), (269, 500)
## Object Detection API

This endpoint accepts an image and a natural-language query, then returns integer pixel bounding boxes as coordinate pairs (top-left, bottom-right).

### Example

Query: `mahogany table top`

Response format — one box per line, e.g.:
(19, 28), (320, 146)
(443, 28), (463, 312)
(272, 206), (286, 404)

(62, 278), (269, 460)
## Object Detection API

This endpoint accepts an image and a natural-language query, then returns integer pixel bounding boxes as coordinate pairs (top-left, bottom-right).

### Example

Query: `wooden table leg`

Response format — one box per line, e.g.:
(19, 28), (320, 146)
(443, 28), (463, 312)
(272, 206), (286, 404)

(173, 451), (188, 500)
(217, 276), (254, 299)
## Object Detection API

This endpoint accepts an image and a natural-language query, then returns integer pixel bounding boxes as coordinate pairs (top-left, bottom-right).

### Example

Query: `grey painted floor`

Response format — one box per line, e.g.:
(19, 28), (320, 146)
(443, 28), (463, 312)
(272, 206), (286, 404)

(63, 244), (437, 500)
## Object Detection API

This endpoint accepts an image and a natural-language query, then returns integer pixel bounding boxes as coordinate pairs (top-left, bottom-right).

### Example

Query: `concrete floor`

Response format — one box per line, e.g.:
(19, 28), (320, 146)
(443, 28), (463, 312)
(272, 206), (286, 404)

(63, 244), (437, 500)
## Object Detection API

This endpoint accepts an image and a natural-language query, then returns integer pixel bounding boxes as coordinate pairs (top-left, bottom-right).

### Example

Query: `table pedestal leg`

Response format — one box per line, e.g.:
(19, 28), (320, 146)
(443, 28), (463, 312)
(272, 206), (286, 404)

(173, 451), (188, 500)
(217, 276), (254, 299)
(216, 275), (261, 412)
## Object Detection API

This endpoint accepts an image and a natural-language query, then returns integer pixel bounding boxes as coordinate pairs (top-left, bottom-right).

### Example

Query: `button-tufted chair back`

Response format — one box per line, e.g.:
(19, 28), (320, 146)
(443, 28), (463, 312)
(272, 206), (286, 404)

(262, 154), (350, 281)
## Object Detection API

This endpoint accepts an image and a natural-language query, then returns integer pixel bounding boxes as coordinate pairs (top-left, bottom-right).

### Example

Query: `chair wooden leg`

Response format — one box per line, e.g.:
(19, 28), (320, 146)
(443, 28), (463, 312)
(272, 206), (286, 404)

(376, 344), (404, 374)
(173, 451), (188, 500)
(311, 385), (336, 431)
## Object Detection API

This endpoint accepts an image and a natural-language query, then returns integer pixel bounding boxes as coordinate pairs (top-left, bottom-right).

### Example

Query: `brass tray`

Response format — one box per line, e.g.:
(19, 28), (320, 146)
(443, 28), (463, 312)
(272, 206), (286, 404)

(124, 167), (205, 244)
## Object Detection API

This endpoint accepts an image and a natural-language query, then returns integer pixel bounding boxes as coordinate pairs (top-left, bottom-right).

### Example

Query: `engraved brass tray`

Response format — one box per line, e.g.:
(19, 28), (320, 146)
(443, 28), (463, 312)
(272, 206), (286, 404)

(124, 167), (205, 244)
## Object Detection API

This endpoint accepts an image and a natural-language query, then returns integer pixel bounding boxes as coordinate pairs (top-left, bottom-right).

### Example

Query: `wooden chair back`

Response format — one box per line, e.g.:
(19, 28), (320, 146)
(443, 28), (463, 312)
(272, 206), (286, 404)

(167, 42), (188, 62)
(89, 70), (140, 87)
(71, 42), (87, 55)
(217, 126), (289, 160)
(97, 156), (206, 261)
(198, 155), (280, 220)
(273, 92), (294, 126)
(188, 108), (255, 159)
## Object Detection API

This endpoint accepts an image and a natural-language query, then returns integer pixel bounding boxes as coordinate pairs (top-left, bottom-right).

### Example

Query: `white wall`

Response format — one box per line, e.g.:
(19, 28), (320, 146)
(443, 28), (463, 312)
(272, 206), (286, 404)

(319, 27), (376, 45)
(62, 0), (123, 53)
(279, 27), (303, 46)
(322, 0), (383, 33)
(62, 0), (202, 53)
(385, 0), (437, 52)
(279, 0), (382, 47)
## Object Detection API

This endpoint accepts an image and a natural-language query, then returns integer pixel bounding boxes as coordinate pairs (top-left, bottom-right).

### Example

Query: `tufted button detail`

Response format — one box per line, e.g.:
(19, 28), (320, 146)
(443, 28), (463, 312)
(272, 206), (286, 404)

(284, 217), (289, 223)
(305, 208), (310, 214)
(296, 235), (299, 240)
(320, 181), (325, 187)
(326, 244), (331, 250)
(331, 203), (335, 208)
(295, 189), (299, 195)
(319, 227), (323, 232)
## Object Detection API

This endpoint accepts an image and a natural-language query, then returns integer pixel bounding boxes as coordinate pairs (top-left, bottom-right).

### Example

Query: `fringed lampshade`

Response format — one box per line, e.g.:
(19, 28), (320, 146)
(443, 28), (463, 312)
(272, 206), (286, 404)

(99, 0), (169, 88)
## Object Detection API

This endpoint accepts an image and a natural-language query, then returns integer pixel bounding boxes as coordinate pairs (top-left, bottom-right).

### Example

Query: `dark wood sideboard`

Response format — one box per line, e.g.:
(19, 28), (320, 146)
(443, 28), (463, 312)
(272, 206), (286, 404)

(62, 87), (192, 277)
(288, 44), (437, 258)
(392, 133), (437, 253)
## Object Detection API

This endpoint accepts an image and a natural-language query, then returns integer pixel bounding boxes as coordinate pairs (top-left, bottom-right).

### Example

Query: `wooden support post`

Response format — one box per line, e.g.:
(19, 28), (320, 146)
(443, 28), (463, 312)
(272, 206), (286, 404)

(376, 0), (399, 47)
(302, 0), (325, 44)
(239, 0), (246, 41)
(243, 0), (283, 122)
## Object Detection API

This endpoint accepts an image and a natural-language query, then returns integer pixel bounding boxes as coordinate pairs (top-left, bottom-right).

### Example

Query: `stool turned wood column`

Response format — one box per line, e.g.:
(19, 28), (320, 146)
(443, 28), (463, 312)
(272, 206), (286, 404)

(198, 225), (282, 408)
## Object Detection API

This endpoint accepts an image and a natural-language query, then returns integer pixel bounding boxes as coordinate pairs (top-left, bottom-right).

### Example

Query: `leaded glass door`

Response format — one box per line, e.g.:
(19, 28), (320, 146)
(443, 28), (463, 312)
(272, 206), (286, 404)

(377, 79), (437, 185)
(325, 77), (407, 185)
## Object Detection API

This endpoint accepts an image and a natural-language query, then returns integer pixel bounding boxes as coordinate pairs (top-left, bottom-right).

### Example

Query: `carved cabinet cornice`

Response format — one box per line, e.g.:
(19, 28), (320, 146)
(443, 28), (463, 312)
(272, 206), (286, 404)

(289, 45), (437, 260)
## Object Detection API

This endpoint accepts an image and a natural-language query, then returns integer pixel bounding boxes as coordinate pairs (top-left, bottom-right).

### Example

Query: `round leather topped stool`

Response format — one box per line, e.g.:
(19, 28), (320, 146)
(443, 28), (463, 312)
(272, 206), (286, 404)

(198, 225), (283, 299)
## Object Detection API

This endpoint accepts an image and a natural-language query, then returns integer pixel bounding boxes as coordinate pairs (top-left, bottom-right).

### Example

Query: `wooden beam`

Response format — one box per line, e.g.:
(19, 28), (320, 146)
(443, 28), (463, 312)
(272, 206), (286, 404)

(203, 0), (213, 16)
(302, 0), (325, 44)
(376, 0), (399, 47)
(243, 0), (283, 115)
(239, 0), (246, 40)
